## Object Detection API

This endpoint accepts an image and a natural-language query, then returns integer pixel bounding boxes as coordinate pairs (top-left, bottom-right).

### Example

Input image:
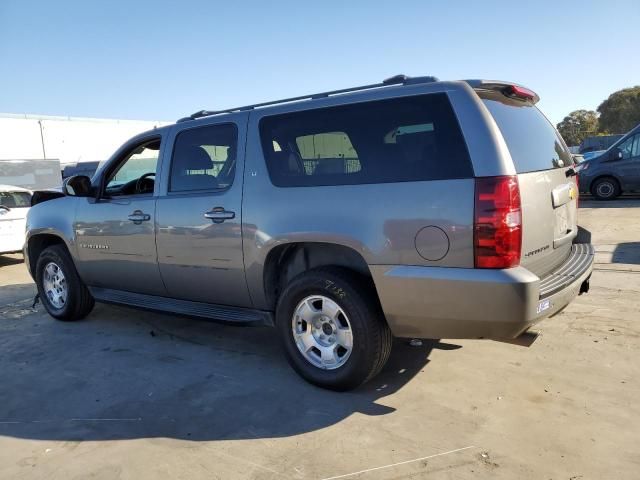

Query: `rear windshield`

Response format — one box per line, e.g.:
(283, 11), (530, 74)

(0, 191), (31, 208)
(480, 91), (572, 173)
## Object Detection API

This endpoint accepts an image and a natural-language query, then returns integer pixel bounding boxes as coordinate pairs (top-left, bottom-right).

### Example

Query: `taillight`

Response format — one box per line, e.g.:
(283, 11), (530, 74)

(474, 176), (522, 269)
(503, 84), (537, 101)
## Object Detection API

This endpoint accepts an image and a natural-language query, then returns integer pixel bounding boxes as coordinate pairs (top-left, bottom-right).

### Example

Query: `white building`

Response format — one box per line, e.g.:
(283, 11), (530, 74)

(0, 113), (170, 166)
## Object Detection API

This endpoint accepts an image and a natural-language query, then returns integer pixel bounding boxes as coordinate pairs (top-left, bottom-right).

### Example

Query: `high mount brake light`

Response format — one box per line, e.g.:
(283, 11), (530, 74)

(504, 85), (536, 101)
(474, 176), (522, 269)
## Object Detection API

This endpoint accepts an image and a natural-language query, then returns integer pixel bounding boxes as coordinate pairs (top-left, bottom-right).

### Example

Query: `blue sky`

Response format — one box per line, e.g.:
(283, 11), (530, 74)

(1, 0), (638, 124)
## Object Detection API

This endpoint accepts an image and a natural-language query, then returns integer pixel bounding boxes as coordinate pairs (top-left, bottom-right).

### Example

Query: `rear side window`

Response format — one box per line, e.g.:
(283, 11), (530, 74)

(296, 132), (361, 175)
(169, 124), (237, 192)
(480, 92), (573, 173)
(259, 93), (473, 187)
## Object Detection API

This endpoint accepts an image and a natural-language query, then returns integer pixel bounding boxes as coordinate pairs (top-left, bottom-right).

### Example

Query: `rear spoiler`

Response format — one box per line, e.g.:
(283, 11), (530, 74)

(464, 80), (540, 104)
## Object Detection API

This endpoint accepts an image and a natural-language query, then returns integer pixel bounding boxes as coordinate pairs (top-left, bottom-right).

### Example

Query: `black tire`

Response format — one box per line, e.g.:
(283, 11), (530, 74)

(276, 267), (393, 391)
(591, 176), (620, 200)
(35, 245), (94, 321)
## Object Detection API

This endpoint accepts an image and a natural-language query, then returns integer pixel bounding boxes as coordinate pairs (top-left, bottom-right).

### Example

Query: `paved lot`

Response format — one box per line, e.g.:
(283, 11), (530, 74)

(1, 199), (639, 480)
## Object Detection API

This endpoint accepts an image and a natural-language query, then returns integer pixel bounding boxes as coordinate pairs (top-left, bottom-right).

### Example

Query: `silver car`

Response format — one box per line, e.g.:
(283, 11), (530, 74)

(25, 76), (594, 390)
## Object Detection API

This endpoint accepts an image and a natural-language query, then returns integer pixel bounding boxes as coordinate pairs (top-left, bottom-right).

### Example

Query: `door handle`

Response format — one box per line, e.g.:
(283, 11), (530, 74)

(204, 207), (235, 223)
(128, 210), (151, 224)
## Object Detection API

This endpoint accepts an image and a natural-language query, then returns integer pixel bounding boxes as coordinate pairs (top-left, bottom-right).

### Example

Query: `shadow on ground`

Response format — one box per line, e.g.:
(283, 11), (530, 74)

(0, 298), (460, 442)
(612, 242), (640, 265)
(0, 255), (24, 267)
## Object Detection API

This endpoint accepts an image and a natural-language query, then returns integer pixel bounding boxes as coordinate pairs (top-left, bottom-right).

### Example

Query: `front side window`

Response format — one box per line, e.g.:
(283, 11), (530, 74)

(633, 135), (640, 158)
(105, 139), (161, 196)
(617, 134), (637, 160)
(259, 93), (473, 187)
(169, 124), (238, 192)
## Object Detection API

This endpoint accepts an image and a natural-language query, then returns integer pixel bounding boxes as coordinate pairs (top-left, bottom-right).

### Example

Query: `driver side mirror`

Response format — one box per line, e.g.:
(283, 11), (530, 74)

(63, 175), (93, 197)
(612, 148), (623, 160)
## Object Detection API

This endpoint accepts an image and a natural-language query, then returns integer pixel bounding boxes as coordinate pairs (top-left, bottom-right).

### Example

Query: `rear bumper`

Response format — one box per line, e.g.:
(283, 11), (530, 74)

(370, 243), (594, 339)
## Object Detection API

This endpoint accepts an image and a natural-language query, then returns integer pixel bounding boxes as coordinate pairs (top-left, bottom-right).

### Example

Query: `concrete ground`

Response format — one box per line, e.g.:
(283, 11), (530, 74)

(0, 199), (639, 480)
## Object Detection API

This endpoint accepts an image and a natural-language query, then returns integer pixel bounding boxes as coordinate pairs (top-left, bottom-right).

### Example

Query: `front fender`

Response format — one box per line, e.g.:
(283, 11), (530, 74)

(25, 197), (79, 276)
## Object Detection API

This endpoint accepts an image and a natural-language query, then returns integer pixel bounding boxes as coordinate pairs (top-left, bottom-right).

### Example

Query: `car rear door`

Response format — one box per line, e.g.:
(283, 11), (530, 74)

(155, 113), (251, 307)
(480, 92), (579, 277)
(614, 133), (640, 190)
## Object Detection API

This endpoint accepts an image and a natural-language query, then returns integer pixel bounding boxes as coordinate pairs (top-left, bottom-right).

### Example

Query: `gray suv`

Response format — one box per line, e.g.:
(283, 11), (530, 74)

(25, 75), (594, 390)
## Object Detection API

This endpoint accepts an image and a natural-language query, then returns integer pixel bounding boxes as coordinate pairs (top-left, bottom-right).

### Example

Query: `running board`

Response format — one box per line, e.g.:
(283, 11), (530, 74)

(89, 287), (274, 326)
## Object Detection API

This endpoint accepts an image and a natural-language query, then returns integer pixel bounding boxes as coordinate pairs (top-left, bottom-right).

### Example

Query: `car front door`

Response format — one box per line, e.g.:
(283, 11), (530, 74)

(155, 114), (251, 307)
(628, 134), (640, 189)
(74, 135), (166, 295)
(614, 134), (640, 190)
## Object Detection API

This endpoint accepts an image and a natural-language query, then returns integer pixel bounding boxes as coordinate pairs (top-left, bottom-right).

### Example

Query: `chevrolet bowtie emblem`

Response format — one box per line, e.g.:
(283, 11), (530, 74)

(569, 187), (576, 200)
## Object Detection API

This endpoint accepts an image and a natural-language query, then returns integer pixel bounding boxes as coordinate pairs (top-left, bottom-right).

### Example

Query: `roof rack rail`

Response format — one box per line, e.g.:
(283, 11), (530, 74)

(177, 74), (439, 122)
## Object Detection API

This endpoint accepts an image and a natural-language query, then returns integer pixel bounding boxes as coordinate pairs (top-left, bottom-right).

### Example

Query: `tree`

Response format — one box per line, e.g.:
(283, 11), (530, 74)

(597, 86), (640, 134)
(556, 110), (599, 147)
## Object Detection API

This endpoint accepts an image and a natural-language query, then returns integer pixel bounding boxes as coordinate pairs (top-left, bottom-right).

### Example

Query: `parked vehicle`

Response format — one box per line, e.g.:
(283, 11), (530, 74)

(62, 161), (101, 180)
(0, 185), (32, 255)
(25, 76), (594, 390)
(578, 123), (640, 200)
(579, 134), (624, 154)
(581, 150), (605, 161)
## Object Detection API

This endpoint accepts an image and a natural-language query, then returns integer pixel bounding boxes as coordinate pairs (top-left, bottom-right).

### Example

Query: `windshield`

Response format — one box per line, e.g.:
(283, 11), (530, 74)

(0, 191), (31, 208)
(480, 91), (573, 173)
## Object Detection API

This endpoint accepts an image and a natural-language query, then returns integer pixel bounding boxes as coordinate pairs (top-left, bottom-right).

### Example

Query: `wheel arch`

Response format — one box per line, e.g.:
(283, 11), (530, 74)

(591, 174), (622, 197)
(26, 233), (69, 278)
(262, 242), (377, 311)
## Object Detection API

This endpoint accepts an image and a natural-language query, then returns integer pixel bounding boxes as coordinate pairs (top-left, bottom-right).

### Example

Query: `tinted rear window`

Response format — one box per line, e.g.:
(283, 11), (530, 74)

(260, 93), (473, 187)
(481, 92), (572, 173)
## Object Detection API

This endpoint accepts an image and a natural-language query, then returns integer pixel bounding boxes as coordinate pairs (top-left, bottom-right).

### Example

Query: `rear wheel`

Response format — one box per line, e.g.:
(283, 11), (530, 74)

(591, 177), (620, 200)
(276, 268), (392, 391)
(35, 245), (94, 321)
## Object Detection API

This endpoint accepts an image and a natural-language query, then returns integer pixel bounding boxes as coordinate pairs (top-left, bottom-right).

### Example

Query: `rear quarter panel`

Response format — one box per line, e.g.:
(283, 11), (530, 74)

(242, 88), (477, 309)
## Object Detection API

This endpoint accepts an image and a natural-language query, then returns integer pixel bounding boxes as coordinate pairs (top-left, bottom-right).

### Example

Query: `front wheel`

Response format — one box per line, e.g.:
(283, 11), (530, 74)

(276, 268), (392, 391)
(591, 177), (620, 200)
(35, 245), (94, 321)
